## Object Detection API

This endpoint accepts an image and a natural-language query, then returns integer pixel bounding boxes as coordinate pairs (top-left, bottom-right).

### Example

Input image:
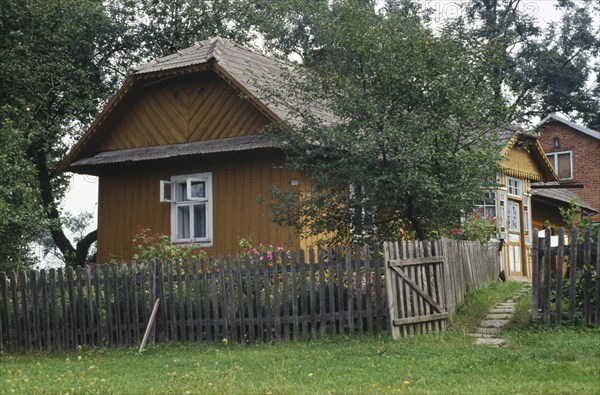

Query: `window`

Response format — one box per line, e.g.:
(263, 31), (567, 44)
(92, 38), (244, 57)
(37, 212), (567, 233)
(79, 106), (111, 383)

(507, 177), (522, 196)
(160, 173), (213, 245)
(474, 191), (497, 221)
(523, 196), (531, 243)
(546, 151), (573, 180)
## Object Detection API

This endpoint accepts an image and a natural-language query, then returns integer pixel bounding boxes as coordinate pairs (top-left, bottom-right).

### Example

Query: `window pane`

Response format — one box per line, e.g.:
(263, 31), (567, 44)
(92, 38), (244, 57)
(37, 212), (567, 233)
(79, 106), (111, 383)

(190, 181), (206, 199)
(176, 182), (187, 202)
(557, 153), (571, 179)
(193, 204), (207, 238)
(177, 206), (190, 239)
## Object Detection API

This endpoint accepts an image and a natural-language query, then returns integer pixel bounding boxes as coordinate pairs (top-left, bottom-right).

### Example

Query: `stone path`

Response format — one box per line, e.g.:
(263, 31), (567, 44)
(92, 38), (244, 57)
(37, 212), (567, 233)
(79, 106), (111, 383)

(469, 284), (531, 347)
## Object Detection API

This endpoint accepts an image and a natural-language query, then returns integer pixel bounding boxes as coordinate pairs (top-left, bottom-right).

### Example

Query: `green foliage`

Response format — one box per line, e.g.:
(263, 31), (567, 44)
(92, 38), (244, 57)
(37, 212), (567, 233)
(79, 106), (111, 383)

(131, 228), (206, 262)
(263, 1), (504, 243)
(447, 0), (600, 124)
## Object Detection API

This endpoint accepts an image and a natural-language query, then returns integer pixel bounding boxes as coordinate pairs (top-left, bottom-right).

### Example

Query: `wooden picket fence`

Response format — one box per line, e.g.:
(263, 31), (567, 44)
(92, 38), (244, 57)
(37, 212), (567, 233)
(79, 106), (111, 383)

(0, 239), (501, 352)
(383, 238), (499, 338)
(0, 245), (388, 352)
(532, 227), (600, 326)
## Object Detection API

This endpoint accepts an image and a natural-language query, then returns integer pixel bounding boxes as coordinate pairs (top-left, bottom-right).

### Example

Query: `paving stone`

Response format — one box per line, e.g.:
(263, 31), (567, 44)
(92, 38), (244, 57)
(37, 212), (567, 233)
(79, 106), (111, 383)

(479, 319), (510, 328)
(490, 308), (515, 314)
(475, 338), (506, 347)
(467, 333), (497, 338)
(476, 327), (503, 335)
(497, 303), (516, 307)
(485, 313), (513, 320)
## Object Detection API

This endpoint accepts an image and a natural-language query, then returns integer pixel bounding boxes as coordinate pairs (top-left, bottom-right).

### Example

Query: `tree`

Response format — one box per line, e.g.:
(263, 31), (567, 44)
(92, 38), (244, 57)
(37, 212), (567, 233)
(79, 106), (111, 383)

(261, 1), (506, 243)
(447, 0), (600, 125)
(0, 0), (131, 268)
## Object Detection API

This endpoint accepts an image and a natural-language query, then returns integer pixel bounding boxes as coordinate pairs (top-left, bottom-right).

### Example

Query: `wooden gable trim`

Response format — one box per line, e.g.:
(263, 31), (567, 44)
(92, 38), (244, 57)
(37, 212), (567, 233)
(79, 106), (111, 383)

(59, 63), (216, 172)
(59, 76), (136, 172)
(499, 133), (559, 182)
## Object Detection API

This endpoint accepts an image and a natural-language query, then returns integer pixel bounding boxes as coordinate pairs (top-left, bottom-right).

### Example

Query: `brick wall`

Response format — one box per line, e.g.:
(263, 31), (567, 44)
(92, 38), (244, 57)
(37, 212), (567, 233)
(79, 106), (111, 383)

(538, 121), (600, 221)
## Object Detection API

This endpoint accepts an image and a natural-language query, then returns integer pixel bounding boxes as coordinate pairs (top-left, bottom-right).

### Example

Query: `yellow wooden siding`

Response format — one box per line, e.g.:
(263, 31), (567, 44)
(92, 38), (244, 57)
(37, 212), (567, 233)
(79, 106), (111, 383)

(96, 154), (308, 264)
(97, 71), (270, 152)
(500, 145), (545, 181)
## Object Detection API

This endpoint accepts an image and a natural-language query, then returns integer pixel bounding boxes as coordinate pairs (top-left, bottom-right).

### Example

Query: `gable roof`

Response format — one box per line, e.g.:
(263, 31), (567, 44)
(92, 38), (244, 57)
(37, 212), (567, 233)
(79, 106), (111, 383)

(498, 127), (559, 182)
(537, 114), (600, 140)
(60, 37), (335, 172)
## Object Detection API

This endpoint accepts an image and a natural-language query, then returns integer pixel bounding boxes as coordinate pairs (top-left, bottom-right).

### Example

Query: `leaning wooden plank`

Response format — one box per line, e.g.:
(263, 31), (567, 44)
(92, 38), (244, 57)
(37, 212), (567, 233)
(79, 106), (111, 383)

(139, 298), (160, 354)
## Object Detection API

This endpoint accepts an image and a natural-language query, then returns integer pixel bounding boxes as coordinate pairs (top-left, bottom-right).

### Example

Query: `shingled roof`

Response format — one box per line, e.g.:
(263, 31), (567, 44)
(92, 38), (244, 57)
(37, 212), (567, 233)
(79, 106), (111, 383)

(61, 37), (335, 172)
(135, 37), (336, 126)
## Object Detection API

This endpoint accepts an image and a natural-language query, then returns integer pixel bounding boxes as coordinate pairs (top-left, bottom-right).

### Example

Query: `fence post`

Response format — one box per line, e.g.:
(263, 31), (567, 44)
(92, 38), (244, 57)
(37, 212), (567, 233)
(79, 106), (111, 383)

(531, 229), (539, 321)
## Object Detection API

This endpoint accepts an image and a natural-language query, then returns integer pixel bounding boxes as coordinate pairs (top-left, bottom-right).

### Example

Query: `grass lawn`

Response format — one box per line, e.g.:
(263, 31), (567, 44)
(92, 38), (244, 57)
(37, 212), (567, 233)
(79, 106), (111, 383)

(1, 281), (599, 394)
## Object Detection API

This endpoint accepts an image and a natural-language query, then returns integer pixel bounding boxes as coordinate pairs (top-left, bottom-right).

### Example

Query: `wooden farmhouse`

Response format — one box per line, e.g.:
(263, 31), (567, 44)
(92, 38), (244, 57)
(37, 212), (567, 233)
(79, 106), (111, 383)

(477, 129), (558, 279)
(60, 37), (335, 263)
(477, 129), (595, 279)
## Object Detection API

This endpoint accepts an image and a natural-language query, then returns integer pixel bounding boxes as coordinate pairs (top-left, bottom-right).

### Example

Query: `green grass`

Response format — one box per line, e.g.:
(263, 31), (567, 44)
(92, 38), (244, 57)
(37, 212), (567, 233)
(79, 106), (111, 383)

(1, 282), (599, 394)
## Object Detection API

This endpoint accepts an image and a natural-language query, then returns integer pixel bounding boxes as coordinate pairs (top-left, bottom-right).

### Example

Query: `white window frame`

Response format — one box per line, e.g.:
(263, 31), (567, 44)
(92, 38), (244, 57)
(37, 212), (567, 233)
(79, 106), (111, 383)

(506, 177), (522, 197)
(161, 173), (213, 246)
(546, 150), (573, 180)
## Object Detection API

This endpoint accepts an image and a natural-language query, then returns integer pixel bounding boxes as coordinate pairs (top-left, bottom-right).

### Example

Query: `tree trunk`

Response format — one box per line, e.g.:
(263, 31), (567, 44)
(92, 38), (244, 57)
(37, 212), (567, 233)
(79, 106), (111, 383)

(31, 147), (96, 266)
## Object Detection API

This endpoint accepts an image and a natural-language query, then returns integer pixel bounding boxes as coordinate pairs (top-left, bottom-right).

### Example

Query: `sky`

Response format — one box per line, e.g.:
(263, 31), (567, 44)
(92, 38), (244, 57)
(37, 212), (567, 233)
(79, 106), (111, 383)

(59, 0), (595, 251)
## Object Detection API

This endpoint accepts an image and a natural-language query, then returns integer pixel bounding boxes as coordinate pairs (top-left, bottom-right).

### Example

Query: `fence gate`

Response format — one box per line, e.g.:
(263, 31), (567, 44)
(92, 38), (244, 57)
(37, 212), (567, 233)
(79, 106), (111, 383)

(383, 242), (448, 338)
